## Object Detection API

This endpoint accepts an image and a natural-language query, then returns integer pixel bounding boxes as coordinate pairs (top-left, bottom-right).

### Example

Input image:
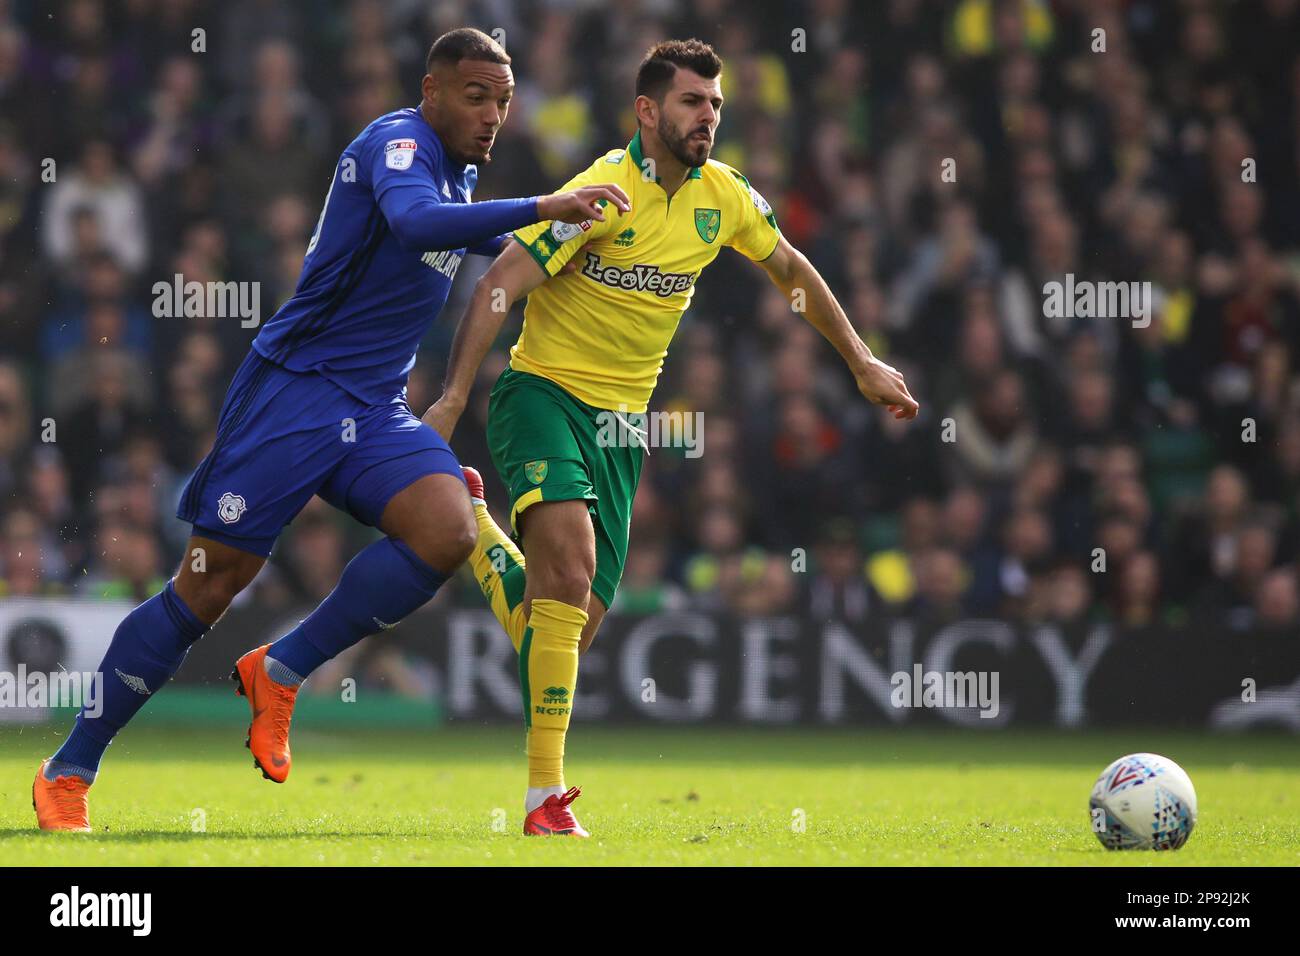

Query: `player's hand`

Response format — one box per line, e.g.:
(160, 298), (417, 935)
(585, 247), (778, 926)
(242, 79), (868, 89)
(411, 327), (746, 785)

(855, 357), (920, 421)
(538, 184), (630, 224)
(421, 394), (465, 441)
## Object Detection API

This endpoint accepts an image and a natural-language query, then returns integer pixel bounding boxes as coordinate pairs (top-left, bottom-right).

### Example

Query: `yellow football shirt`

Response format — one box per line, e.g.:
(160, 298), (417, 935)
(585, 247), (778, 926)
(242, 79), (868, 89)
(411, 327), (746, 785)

(511, 130), (781, 413)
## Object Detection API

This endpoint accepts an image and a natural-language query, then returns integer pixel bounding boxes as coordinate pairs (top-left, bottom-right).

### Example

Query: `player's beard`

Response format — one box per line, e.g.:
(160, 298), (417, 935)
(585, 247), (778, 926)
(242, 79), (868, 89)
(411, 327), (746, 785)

(450, 140), (490, 166)
(447, 129), (496, 166)
(657, 115), (711, 169)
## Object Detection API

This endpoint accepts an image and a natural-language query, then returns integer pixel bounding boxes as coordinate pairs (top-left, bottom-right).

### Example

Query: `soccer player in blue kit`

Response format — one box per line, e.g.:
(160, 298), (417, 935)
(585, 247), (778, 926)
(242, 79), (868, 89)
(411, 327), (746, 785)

(32, 28), (629, 831)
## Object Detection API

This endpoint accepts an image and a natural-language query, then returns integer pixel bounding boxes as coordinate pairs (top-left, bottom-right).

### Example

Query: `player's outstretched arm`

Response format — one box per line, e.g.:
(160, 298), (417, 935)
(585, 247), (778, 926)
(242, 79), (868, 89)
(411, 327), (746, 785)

(464, 185), (630, 258)
(380, 183), (630, 253)
(756, 236), (920, 420)
(422, 239), (552, 440)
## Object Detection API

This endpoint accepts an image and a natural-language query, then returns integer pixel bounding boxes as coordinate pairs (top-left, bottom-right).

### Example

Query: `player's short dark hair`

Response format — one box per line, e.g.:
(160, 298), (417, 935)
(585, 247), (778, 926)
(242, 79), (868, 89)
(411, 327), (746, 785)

(635, 39), (722, 101)
(426, 28), (510, 74)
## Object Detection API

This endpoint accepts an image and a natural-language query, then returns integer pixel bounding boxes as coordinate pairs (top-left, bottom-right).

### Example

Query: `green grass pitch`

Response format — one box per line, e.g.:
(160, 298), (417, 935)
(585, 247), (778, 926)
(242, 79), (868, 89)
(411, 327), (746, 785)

(1, 723), (1297, 866)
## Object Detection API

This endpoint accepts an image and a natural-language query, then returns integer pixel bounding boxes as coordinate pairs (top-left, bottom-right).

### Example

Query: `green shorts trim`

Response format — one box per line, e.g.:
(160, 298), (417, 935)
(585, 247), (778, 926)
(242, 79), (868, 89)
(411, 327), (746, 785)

(487, 366), (644, 610)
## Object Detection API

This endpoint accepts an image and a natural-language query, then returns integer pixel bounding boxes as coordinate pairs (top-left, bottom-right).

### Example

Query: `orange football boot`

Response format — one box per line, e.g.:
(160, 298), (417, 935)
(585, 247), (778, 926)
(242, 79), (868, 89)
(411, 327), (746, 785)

(232, 644), (298, 783)
(523, 786), (590, 837)
(32, 760), (92, 832)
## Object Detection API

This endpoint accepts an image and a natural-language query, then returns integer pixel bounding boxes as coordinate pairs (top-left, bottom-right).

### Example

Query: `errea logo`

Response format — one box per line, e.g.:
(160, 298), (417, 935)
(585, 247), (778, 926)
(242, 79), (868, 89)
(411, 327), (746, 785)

(536, 684), (571, 717)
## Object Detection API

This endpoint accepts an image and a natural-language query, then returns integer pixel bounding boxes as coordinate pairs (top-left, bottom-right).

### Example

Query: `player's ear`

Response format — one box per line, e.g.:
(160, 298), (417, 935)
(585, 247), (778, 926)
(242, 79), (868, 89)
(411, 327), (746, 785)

(633, 94), (657, 129)
(421, 73), (436, 104)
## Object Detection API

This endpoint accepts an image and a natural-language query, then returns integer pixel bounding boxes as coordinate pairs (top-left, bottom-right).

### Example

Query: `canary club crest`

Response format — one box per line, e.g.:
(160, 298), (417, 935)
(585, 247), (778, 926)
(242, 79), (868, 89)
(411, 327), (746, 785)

(524, 460), (548, 485)
(694, 207), (720, 243)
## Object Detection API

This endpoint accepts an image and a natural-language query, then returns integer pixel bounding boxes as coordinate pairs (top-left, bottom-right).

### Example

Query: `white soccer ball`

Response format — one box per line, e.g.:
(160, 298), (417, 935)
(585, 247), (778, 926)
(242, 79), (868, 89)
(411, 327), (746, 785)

(1089, 752), (1197, 850)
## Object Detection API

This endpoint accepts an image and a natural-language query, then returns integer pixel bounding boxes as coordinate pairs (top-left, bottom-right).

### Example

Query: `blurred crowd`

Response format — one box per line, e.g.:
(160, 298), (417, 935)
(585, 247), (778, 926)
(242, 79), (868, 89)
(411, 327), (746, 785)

(2, 0), (1299, 634)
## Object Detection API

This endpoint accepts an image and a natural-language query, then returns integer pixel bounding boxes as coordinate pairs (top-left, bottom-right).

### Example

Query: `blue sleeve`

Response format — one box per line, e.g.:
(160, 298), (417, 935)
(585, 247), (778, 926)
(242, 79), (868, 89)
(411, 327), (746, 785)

(369, 128), (539, 252)
(377, 185), (539, 253)
(466, 234), (508, 257)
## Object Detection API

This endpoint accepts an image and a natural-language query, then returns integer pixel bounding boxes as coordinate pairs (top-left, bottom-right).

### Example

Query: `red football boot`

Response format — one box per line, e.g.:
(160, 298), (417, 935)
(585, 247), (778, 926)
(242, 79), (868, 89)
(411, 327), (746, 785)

(523, 786), (590, 837)
(463, 466), (485, 503)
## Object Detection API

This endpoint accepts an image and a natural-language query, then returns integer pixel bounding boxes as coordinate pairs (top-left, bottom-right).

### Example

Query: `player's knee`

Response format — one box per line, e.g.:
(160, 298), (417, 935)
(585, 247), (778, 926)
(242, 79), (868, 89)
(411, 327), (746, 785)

(406, 515), (477, 574)
(534, 563), (594, 608)
(176, 565), (248, 623)
(444, 519), (478, 567)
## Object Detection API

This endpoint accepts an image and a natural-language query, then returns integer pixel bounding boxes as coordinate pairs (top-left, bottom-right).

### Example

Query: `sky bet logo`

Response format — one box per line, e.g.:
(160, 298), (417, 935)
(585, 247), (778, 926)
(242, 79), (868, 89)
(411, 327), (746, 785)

(50, 886), (151, 936)
(537, 686), (570, 717)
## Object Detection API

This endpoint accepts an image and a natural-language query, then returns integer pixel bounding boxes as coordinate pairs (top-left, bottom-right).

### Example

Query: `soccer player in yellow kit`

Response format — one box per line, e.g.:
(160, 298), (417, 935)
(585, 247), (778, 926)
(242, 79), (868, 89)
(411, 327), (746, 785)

(424, 39), (919, 836)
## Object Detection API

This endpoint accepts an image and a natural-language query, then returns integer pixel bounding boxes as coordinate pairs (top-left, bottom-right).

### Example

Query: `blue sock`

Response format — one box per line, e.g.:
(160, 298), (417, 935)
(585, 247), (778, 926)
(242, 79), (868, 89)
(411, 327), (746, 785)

(267, 537), (447, 684)
(49, 580), (209, 782)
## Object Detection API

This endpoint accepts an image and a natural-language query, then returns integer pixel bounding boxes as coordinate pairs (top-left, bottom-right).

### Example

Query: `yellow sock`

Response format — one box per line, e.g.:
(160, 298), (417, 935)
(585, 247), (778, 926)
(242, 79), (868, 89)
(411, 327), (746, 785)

(520, 598), (587, 788)
(468, 503), (529, 650)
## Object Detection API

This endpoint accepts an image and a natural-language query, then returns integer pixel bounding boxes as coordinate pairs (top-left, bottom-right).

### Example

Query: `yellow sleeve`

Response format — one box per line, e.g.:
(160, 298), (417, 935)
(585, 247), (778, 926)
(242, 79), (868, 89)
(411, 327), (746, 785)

(723, 167), (781, 262)
(512, 162), (622, 277)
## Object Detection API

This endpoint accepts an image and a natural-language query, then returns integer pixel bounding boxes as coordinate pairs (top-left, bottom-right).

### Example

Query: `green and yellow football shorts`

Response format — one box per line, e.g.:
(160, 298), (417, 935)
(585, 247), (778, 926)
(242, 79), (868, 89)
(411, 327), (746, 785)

(486, 366), (644, 610)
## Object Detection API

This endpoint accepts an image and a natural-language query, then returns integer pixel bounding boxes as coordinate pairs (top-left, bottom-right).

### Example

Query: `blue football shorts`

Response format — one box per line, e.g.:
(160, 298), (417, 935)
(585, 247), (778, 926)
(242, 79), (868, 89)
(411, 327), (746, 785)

(176, 349), (464, 556)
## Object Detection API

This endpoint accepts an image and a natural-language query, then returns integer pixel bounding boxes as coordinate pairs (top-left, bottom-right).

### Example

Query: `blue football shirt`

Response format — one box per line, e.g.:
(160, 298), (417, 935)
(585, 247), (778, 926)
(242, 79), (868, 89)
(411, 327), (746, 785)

(252, 107), (538, 405)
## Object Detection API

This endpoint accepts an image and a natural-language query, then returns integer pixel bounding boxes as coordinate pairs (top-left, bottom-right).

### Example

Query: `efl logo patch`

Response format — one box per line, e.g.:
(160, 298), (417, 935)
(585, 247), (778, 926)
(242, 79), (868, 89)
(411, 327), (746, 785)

(550, 219), (592, 243)
(217, 491), (247, 524)
(384, 139), (418, 170)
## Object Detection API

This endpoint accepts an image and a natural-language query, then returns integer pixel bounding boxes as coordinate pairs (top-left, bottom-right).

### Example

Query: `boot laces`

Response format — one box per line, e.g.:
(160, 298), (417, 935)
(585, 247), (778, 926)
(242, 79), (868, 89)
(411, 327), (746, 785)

(48, 775), (88, 824)
(265, 679), (297, 746)
(540, 787), (582, 829)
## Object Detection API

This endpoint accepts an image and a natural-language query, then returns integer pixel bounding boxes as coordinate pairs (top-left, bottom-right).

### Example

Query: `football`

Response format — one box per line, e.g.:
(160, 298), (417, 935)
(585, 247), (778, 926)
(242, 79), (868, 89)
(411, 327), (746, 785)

(1089, 753), (1198, 850)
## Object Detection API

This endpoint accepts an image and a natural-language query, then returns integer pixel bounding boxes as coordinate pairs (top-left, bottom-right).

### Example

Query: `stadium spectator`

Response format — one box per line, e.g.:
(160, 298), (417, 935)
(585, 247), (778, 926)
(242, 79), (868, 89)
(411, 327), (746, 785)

(42, 139), (148, 274)
(800, 518), (880, 625)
